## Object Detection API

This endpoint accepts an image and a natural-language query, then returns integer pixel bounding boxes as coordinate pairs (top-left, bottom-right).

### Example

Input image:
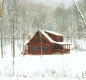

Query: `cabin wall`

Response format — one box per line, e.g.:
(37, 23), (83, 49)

(24, 31), (70, 55)
(27, 32), (54, 55)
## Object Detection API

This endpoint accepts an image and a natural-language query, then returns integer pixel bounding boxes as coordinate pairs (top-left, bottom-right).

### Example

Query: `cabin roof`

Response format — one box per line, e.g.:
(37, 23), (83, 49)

(39, 30), (70, 45)
(25, 30), (70, 45)
(52, 41), (71, 45)
(43, 30), (64, 36)
(25, 40), (29, 45)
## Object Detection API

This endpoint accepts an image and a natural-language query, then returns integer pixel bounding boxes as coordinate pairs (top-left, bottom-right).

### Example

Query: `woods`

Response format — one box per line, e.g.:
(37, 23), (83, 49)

(0, 0), (86, 57)
(0, 0), (86, 38)
(1, 0), (86, 79)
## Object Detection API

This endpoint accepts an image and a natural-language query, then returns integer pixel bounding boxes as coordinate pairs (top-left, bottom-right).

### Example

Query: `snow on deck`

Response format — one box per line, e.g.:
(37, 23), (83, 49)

(53, 41), (71, 45)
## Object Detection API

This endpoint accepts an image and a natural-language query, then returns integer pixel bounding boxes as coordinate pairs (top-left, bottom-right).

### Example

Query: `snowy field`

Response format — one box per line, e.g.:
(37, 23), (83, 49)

(0, 39), (86, 80)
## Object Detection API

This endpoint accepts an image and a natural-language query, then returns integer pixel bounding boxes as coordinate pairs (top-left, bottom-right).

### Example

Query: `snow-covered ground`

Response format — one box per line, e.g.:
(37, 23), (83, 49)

(0, 39), (86, 80)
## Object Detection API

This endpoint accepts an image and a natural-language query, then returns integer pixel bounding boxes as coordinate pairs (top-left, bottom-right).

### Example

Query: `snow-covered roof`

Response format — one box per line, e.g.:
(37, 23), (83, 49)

(52, 41), (71, 45)
(25, 30), (70, 45)
(42, 30), (54, 42)
(40, 30), (71, 45)
(43, 30), (64, 36)
(24, 40), (29, 45)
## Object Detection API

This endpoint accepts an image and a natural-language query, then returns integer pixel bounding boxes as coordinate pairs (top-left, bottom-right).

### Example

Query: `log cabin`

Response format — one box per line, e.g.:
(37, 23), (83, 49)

(24, 30), (71, 55)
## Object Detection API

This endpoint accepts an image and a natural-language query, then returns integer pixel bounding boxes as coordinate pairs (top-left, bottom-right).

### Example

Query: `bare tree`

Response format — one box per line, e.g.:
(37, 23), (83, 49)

(0, 0), (5, 58)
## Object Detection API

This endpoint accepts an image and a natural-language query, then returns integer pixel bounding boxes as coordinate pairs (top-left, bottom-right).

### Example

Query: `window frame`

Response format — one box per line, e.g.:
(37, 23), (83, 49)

(32, 46), (39, 51)
(42, 46), (48, 51)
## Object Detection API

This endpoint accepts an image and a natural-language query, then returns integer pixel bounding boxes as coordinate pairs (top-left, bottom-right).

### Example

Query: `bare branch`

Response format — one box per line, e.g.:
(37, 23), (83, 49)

(73, 0), (86, 28)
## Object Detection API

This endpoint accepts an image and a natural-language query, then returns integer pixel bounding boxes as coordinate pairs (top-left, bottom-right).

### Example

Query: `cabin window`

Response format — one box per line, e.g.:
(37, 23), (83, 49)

(42, 39), (46, 43)
(34, 39), (46, 43)
(42, 46), (48, 51)
(32, 46), (39, 51)
(34, 39), (39, 43)
(53, 44), (61, 49)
